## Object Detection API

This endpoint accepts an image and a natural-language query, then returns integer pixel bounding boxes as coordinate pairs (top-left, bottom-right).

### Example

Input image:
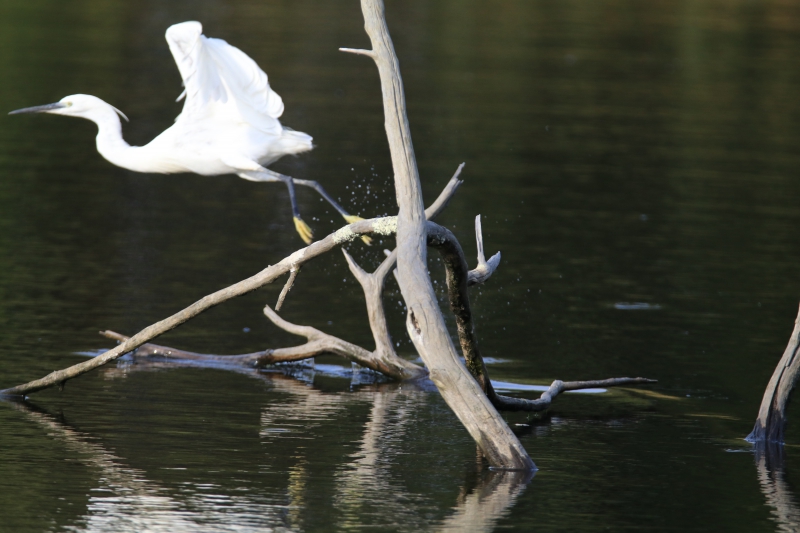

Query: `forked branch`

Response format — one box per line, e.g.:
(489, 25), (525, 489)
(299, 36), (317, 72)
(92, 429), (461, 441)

(468, 215), (501, 286)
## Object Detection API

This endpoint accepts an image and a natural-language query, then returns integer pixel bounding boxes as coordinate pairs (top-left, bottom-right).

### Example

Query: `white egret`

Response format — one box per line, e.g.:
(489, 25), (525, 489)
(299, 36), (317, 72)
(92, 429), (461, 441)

(9, 21), (366, 244)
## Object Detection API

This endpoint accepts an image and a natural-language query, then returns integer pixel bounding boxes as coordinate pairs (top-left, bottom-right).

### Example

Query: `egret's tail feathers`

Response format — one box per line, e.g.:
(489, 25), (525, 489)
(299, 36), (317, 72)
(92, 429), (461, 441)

(278, 128), (313, 155)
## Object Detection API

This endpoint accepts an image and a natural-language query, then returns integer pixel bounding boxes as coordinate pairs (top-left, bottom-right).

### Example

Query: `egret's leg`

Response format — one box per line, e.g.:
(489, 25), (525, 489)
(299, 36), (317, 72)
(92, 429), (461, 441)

(293, 178), (371, 245)
(238, 170), (313, 244)
(278, 175), (314, 244)
(292, 179), (352, 220)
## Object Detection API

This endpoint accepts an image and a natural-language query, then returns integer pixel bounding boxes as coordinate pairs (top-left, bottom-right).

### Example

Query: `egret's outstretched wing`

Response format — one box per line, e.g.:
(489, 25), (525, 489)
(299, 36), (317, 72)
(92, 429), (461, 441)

(165, 21), (284, 134)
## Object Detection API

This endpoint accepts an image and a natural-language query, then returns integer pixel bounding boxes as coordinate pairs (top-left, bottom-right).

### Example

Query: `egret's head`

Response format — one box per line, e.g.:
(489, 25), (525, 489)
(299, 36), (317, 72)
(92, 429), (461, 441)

(9, 94), (128, 122)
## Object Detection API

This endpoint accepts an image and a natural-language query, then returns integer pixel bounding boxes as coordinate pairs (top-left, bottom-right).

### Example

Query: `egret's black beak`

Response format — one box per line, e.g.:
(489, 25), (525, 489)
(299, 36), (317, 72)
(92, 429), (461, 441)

(8, 102), (66, 115)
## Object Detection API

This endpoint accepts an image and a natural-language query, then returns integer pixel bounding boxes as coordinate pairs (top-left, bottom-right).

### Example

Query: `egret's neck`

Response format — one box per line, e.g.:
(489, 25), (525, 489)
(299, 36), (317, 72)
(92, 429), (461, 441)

(88, 107), (131, 167)
(89, 106), (165, 173)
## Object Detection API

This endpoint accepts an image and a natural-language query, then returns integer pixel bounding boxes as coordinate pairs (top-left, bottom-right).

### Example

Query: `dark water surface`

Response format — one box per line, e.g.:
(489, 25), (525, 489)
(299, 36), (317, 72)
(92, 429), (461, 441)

(3, 0), (800, 531)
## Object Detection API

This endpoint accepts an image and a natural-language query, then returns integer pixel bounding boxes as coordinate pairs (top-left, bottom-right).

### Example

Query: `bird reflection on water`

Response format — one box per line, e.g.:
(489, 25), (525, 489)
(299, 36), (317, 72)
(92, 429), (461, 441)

(9, 21), (367, 244)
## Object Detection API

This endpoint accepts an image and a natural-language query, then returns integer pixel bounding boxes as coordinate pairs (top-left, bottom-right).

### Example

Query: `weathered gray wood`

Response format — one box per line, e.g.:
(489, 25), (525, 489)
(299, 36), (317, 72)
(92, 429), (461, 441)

(275, 266), (300, 311)
(342, 249), (398, 359)
(352, 0), (535, 470)
(263, 304), (424, 378)
(468, 215), (501, 286)
(100, 299), (426, 380)
(747, 304), (800, 444)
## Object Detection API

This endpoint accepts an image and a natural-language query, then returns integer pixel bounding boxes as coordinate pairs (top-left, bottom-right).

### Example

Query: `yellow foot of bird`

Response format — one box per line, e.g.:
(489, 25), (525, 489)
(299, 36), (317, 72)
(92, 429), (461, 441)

(294, 217), (314, 245)
(343, 215), (372, 245)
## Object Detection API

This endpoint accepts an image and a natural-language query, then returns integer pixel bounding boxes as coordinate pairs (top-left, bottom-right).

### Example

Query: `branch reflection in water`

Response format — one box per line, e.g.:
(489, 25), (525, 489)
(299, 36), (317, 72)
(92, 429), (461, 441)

(753, 442), (800, 533)
(9, 359), (533, 532)
(9, 401), (290, 532)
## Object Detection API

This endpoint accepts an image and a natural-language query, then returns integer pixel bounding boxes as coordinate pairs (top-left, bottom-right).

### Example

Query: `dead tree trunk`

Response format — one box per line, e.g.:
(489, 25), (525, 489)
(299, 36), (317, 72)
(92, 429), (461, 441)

(344, 0), (535, 470)
(748, 304), (800, 444)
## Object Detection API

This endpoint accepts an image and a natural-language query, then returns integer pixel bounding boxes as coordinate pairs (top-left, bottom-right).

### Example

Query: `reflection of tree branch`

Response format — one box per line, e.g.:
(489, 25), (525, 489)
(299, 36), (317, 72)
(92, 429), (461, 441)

(259, 372), (361, 442)
(334, 389), (430, 530)
(438, 470), (532, 533)
(754, 444), (800, 533)
(333, 386), (532, 533)
(6, 400), (290, 532)
(10, 369), (530, 532)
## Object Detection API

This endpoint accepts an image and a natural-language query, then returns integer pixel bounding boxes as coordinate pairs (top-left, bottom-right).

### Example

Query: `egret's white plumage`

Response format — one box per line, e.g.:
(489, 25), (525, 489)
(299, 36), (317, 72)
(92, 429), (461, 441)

(10, 21), (364, 244)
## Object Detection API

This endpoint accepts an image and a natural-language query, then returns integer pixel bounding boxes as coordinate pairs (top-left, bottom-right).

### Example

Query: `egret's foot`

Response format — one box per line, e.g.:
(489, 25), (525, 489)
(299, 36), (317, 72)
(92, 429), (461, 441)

(343, 215), (372, 245)
(294, 217), (314, 245)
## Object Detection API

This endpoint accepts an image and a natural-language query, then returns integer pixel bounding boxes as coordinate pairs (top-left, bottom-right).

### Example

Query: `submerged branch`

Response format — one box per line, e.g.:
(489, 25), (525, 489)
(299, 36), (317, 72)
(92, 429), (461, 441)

(101, 304), (425, 380)
(99, 330), (270, 365)
(493, 377), (658, 412)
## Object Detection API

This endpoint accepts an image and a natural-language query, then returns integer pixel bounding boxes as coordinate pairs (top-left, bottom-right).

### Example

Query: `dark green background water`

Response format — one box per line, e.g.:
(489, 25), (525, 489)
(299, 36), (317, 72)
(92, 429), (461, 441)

(2, 0), (800, 531)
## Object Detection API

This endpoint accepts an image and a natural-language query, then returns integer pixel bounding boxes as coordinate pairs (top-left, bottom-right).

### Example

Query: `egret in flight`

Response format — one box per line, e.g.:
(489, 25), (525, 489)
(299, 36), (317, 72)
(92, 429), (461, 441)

(9, 21), (365, 244)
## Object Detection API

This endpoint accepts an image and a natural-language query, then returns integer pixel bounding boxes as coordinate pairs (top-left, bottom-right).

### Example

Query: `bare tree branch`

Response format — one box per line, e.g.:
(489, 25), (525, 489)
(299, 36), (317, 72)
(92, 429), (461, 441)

(342, 249), (398, 359)
(275, 266), (301, 311)
(100, 302), (425, 380)
(426, 163), (464, 220)
(108, 164), (467, 378)
(468, 216), (501, 286)
(339, 47), (376, 58)
(261, 305), (421, 378)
